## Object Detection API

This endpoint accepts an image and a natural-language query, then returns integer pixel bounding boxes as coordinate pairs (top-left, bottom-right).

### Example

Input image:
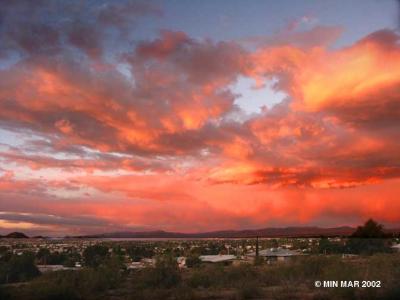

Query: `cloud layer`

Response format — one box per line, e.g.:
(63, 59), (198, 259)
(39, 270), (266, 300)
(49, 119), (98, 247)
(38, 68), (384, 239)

(0, 1), (399, 234)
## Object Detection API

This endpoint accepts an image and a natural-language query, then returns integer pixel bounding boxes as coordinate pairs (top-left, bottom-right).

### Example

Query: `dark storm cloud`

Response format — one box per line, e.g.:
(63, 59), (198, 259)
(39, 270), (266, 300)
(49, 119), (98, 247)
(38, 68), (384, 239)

(0, 0), (162, 58)
(0, 211), (109, 227)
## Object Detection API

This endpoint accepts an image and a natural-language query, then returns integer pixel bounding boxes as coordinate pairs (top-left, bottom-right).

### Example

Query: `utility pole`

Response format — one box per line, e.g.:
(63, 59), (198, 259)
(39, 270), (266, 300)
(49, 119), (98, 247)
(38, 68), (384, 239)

(256, 236), (259, 258)
(254, 236), (261, 265)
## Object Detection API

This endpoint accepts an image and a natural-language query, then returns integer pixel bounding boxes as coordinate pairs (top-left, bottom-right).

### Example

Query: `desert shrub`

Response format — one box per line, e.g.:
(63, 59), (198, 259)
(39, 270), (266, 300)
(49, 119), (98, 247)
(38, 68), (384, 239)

(137, 255), (181, 289)
(127, 288), (171, 300)
(171, 284), (197, 300)
(321, 260), (359, 283)
(253, 256), (264, 266)
(0, 252), (40, 284)
(381, 284), (400, 300)
(295, 256), (330, 280)
(312, 291), (332, 300)
(6, 271), (80, 300)
(224, 264), (258, 287)
(0, 286), (11, 300)
(83, 245), (109, 268)
(236, 279), (262, 299)
(270, 283), (304, 300)
(260, 256), (353, 286)
(327, 287), (357, 300)
(185, 254), (201, 268)
(126, 245), (154, 262)
(363, 253), (400, 283)
(5, 260), (123, 300)
(262, 262), (300, 286)
(187, 266), (216, 288)
(187, 264), (259, 290)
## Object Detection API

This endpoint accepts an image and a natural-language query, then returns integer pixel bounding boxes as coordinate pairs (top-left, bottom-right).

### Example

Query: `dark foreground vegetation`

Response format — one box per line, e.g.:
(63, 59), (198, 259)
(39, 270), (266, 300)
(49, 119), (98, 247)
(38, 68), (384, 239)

(0, 253), (400, 300)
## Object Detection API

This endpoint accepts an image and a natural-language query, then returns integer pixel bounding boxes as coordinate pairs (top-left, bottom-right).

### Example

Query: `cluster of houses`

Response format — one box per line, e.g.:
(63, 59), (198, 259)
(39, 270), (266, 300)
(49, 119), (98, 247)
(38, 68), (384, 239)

(3, 237), (400, 273)
(127, 247), (303, 270)
(37, 242), (400, 272)
(0, 239), (94, 257)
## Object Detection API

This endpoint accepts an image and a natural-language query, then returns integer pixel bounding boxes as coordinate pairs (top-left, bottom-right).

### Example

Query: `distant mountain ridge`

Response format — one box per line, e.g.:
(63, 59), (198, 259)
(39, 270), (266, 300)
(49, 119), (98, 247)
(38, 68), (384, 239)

(0, 232), (29, 239)
(79, 226), (359, 239)
(3, 226), (400, 239)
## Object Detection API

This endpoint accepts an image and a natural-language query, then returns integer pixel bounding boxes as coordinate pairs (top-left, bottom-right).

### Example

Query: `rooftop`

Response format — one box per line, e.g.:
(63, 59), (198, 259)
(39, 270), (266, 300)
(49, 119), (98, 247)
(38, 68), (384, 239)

(248, 248), (301, 257)
(199, 255), (236, 263)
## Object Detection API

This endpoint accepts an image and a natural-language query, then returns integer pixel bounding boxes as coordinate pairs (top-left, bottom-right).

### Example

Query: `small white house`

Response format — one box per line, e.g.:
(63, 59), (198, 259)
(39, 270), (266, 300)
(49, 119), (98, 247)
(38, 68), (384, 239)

(391, 244), (400, 252)
(127, 261), (146, 270)
(247, 248), (302, 262)
(199, 254), (236, 264)
(37, 265), (77, 273)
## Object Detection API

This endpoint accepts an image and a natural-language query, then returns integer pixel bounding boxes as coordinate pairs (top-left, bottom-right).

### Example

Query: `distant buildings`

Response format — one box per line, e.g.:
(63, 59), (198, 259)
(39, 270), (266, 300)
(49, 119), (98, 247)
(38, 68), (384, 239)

(247, 248), (302, 262)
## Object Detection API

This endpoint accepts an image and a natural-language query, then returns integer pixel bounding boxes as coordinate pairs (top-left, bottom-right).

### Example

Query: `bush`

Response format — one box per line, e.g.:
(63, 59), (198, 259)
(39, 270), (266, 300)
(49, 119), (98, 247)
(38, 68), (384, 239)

(262, 263), (294, 286)
(236, 280), (262, 299)
(83, 245), (109, 268)
(138, 255), (181, 289)
(187, 267), (215, 288)
(0, 286), (11, 300)
(0, 252), (40, 284)
(185, 255), (201, 268)
(382, 285), (400, 300)
(171, 284), (197, 300)
(5, 260), (123, 300)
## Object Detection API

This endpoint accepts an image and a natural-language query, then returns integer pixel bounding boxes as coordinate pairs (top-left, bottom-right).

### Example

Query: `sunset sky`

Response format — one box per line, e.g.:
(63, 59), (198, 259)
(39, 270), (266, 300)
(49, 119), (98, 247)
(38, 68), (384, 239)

(0, 0), (400, 236)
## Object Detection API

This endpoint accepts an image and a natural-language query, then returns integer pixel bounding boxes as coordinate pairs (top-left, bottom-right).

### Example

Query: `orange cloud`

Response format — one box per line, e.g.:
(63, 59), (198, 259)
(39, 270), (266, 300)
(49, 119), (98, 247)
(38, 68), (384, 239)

(1, 25), (400, 233)
(251, 30), (400, 125)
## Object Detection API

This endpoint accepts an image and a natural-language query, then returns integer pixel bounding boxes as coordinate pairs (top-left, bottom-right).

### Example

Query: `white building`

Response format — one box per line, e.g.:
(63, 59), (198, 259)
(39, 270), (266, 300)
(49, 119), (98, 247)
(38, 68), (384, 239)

(247, 248), (302, 262)
(391, 244), (400, 252)
(199, 254), (236, 264)
(37, 265), (78, 273)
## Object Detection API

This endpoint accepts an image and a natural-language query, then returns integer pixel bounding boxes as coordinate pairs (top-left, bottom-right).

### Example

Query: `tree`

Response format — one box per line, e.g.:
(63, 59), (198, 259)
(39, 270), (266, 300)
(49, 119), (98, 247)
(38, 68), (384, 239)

(36, 248), (51, 265)
(185, 254), (201, 268)
(37, 248), (68, 265)
(347, 219), (390, 255)
(83, 245), (109, 268)
(351, 219), (386, 238)
(0, 252), (40, 284)
(141, 255), (181, 288)
(253, 236), (264, 265)
(318, 237), (343, 254)
(126, 245), (154, 262)
(63, 251), (81, 268)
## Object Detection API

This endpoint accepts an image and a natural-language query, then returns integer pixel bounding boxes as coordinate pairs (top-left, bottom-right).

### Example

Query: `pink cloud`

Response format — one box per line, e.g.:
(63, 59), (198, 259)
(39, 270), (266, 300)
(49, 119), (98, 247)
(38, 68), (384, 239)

(0, 16), (400, 233)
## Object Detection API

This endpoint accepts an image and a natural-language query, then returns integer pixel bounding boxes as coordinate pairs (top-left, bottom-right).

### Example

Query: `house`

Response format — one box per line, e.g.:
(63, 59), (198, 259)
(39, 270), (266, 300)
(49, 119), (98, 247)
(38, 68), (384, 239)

(37, 265), (77, 272)
(391, 244), (400, 252)
(127, 261), (146, 270)
(199, 254), (236, 265)
(141, 258), (156, 266)
(247, 248), (302, 262)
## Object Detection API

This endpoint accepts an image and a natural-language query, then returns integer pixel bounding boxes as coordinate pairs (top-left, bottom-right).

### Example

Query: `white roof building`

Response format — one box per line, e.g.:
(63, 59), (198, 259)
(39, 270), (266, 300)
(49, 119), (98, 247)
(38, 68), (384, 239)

(199, 255), (236, 263)
(247, 248), (301, 257)
(391, 244), (400, 252)
(127, 262), (145, 270)
(37, 265), (77, 272)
